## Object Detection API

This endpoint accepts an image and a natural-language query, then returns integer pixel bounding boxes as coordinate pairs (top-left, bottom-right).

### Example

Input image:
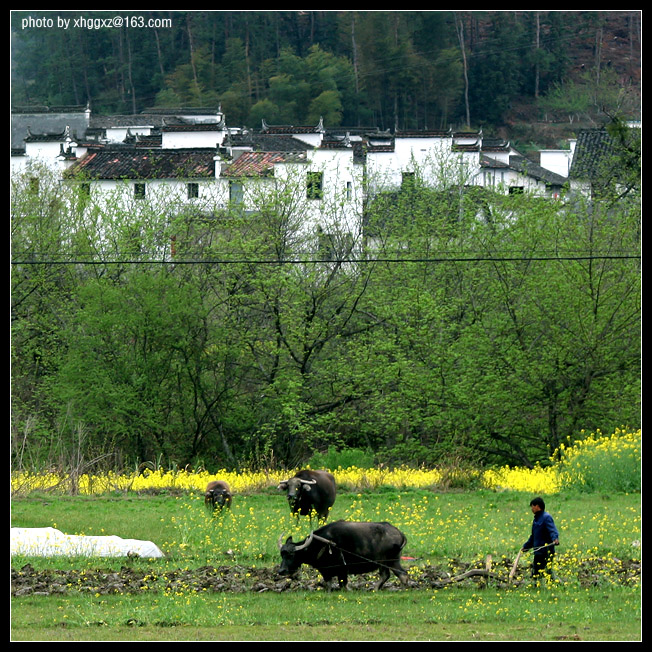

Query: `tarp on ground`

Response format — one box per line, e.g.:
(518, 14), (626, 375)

(10, 527), (165, 558)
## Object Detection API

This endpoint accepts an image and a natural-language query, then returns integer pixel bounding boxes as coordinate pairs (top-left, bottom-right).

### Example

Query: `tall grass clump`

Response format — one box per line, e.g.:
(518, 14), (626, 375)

(555, 428), (641, 493)
(307, 446), (375, 470)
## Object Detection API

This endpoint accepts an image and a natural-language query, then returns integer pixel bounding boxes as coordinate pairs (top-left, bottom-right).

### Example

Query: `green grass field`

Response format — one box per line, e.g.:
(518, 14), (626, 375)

(11, 490), (641, 641)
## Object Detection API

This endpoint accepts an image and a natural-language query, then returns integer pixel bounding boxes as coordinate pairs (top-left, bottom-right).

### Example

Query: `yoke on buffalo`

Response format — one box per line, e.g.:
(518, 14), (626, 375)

(277, 520), (409, 590)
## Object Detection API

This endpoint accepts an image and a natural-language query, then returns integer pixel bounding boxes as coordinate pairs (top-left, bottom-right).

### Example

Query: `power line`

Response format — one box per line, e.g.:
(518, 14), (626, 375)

(10, 254), (640, 266)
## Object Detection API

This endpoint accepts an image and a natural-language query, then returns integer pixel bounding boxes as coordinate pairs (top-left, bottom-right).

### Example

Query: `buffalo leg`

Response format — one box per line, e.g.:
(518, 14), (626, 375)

(393, 567), (409, 586)
(374, 567), (391, 590)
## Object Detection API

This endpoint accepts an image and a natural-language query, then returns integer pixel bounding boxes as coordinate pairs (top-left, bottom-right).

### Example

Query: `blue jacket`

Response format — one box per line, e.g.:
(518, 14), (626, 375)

(523, 511), (559, 552)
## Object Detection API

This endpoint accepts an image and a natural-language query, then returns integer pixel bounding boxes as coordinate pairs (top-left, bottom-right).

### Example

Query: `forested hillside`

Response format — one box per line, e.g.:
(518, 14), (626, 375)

(11, 11), (641, 143)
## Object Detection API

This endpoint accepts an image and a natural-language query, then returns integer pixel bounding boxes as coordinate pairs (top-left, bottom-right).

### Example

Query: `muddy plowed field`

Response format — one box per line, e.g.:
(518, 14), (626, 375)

(12, 557), (640, 597)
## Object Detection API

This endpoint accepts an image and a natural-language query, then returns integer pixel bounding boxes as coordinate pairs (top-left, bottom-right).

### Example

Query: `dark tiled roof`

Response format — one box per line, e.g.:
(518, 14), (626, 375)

(227, 132), (313, 152)
(480, 154), (567, 186)
(395, 129), (453, 138)
(261, 125), (319, 135)
(24, 127), (71, 142)
(508, 155), (567, 186)
(12, 104), (87, 114)
(568, 129), (616, 180)
(89, 114), (170, 129)
(261, 117), (324, 135)
(365, 142), (395, 152)
(452, 143), (481, 152)
(480, 155), (509, 169)
(65, 147), (216, 180)
(161, 123), (224, 132)
(142, 107), (223, 115)
(12, 111), (89, 149)
(220, 151), (307, 177)
(481, 139), (511, 152)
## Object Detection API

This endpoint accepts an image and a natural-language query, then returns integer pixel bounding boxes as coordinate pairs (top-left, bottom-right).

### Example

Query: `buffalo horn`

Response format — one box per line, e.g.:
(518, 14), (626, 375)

(293, 532), (314, 551)
(298, 478), (317, 484)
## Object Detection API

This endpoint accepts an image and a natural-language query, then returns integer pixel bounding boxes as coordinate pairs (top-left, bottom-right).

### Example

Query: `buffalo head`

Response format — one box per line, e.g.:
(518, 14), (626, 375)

(204, 480), (232, 512)
(277, 531), (314, 577)
(278, 477), (317, 512)
(277, 470), (336, 522)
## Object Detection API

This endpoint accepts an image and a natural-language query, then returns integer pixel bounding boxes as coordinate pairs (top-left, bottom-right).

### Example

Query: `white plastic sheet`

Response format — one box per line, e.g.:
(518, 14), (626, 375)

(10, 527), (165, 558)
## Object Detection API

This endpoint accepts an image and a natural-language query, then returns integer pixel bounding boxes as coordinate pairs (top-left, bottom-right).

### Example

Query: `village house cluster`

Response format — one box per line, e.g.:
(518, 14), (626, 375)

(11, 104), (620, 255)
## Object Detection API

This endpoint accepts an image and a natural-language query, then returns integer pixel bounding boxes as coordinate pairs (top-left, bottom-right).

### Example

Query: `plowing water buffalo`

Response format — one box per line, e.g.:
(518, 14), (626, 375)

(204, 480), (232, 512)
(278, 469), (336, 522)
(277, 520), (409, 590)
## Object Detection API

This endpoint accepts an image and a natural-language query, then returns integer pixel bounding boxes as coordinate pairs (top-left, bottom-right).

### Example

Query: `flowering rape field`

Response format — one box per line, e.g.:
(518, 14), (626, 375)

(10, 427), (641, 497)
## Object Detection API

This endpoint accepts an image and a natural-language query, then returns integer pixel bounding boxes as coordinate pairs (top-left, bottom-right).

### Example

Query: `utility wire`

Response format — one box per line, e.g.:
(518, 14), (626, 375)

(11, 254), (640, 265)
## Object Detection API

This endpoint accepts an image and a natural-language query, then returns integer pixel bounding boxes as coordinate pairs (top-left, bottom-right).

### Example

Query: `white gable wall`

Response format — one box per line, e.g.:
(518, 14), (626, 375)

(161, 129), (227, 149)
(104, 125), (155, 142)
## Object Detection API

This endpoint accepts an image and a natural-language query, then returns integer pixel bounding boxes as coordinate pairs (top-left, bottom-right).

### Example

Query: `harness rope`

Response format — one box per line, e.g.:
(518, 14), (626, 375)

(288, 533), (558, 580)
(303, 533), (406, 573)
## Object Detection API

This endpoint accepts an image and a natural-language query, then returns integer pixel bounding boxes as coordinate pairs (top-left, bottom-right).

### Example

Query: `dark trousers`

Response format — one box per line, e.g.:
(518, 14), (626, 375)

(532, 550), (555, 577)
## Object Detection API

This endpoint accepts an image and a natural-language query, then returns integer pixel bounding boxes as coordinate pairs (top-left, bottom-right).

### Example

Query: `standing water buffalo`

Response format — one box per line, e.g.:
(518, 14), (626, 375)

(204, 480), (232, 512)
(277, 520), (409, 590)
(278, 469), (336, 522)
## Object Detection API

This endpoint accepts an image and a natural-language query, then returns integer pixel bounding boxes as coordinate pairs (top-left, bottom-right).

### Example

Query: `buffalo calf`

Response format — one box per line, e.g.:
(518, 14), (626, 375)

(204, 480), (232, 512)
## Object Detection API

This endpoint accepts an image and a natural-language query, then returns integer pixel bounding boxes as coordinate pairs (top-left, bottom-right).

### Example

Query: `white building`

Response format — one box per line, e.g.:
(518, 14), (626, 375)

(13, 106), (579, 257)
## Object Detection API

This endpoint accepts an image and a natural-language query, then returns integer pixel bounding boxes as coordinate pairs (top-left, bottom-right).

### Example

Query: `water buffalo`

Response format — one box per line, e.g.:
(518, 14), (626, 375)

(278, 469), (336, 522)
(204, 480), (232, 512)
(277, 520), (409, 590)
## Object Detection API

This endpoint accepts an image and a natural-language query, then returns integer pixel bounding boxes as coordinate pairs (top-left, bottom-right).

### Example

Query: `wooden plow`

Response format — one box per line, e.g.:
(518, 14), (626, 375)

(432, 554), (501, 587)
(431, 546), (554, 587)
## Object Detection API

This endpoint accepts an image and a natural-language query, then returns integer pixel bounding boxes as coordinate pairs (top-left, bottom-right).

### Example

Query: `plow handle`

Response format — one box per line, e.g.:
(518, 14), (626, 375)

(509, 548), (523, 580)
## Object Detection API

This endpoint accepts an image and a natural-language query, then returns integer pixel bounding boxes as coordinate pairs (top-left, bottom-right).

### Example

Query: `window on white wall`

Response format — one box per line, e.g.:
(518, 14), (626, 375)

(401, 172), (416, 189)
(229, 180), (244, 204)
(317, 228), (353, 261)
(307, 172), (324, 199)
(187, 182), (199, 199)
(134, 183), (146, 199)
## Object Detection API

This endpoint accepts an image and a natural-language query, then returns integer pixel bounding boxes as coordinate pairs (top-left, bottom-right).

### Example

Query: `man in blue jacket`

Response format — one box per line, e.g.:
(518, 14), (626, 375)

(522, 496), (560, 578)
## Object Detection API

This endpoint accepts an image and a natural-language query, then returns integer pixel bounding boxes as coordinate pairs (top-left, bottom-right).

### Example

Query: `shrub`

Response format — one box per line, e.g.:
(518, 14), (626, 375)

(556, 427), (641, 493)
(307, 446), (375, 470)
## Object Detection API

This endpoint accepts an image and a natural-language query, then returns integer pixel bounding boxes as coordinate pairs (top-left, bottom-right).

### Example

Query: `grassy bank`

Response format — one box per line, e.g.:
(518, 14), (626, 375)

(11, 584), (641, 641)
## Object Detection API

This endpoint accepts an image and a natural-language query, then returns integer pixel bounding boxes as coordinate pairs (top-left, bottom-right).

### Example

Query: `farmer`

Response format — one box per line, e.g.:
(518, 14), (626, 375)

(522, 497), (559, 578)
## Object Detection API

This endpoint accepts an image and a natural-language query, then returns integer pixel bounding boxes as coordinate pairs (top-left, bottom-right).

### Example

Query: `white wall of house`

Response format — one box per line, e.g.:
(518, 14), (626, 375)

(160, 128), (227, 149)
(287, 132), (323, 148)
(366, 135), (481, 193)
(24, 140), (62, 162)
(80, 177), (224, 218)
(104, 125), (155, 142)
(12, 138), (90, 176)
(302, 146), (364, 240)
(212, 146), (365, 249)
(539, 142), (575, 178)
(481, 166), (550, 194)
(11, 153), (29, 174)
(11, 143), (81, 176)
